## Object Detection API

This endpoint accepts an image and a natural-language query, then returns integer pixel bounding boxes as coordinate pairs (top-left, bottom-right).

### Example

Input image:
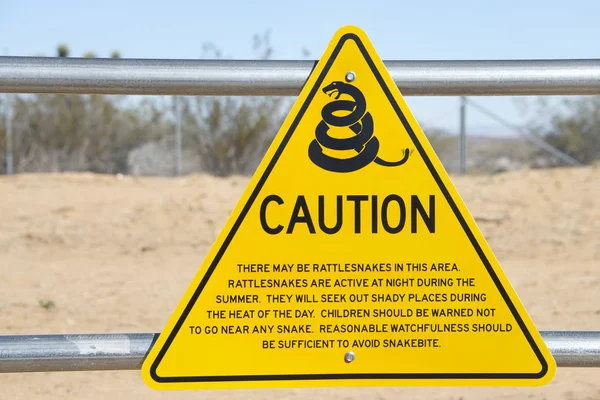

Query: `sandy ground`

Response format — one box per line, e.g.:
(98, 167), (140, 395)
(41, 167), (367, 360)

(0, 166), (599, 399)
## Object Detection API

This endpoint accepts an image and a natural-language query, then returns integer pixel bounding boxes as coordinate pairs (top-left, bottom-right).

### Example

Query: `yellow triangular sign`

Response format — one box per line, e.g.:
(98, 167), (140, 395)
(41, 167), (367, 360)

(141, 25), (555, 390)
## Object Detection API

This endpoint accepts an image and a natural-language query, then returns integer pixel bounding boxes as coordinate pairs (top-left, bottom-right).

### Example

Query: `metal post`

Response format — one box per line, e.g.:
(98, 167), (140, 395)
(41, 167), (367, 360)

(2, 48), (13, 175)
(174, 96), (182, 176)
(4, 93), (13, 175)
(459, 96), (466, 175)
(3, 57), (600, 96)
(0, 331), (599, 373)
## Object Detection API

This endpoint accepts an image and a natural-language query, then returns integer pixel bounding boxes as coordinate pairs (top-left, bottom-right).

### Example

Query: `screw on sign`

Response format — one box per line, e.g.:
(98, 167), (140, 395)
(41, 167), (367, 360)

(141, 25), (556, 390)
(344, 351), (356, 363)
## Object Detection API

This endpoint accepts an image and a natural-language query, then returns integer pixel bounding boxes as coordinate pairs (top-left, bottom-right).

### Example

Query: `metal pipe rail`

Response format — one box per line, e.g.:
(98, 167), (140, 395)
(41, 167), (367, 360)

(0, 331), (599, 373)
(3, 57), (600, 96)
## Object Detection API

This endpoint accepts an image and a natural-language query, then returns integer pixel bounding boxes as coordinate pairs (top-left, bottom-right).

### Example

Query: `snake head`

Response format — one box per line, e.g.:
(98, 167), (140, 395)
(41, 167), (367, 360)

(322, 81), (345, 100)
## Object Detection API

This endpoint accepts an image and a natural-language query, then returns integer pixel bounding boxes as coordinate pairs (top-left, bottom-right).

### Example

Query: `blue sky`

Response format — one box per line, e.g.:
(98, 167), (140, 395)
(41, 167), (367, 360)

(2, 0), (599, 137)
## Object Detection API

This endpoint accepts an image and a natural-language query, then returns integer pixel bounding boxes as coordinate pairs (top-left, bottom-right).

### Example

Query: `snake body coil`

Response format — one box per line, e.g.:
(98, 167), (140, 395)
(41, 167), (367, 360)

(308, 81), (411, 173)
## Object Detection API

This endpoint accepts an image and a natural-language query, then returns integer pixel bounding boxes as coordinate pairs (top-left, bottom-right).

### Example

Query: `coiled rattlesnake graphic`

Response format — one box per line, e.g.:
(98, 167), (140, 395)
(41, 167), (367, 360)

(308, 80), (412, 173)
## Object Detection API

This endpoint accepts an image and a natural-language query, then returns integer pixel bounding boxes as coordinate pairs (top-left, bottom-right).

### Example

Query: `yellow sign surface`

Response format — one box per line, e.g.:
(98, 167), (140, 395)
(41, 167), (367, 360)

(141, 25), (556, 390)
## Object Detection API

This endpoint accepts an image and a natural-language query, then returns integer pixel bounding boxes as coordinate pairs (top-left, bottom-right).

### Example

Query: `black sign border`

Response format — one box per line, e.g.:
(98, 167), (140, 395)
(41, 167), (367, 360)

(150, 32), (549, 384)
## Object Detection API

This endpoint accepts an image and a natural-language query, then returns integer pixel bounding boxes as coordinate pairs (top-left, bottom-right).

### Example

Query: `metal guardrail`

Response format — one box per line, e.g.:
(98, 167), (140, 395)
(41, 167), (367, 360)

(1, 57), (598, 374)
(0, 331), (599, 373)
(3, 57), (600, 96)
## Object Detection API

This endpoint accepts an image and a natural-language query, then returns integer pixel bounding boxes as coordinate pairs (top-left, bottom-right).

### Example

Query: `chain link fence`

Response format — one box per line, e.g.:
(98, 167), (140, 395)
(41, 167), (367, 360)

(1, 93), (598, 178)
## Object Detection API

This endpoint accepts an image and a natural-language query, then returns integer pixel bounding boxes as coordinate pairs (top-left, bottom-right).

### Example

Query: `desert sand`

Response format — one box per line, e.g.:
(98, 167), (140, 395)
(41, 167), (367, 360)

(0, 166), (598, 399)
